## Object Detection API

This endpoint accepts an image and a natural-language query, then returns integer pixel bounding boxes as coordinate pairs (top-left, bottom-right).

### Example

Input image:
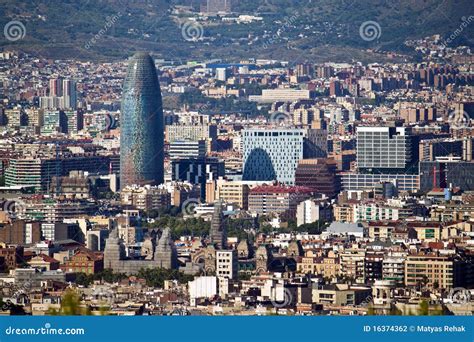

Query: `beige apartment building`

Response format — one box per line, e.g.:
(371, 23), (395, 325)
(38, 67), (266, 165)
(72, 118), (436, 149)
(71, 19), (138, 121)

(297, 250), (340, 278)
(404, 254), (456, 289)
(216, 181), (250, 210)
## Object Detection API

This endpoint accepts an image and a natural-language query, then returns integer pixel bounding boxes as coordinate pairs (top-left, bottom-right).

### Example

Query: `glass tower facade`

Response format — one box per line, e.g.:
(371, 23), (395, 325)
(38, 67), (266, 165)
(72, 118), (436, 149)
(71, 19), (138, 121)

(120, 52), (164, 188)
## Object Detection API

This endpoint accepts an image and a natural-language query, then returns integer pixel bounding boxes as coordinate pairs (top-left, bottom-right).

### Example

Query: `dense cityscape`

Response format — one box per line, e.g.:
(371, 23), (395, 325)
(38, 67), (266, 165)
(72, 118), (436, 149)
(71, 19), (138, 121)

(1, 1), (474, 318)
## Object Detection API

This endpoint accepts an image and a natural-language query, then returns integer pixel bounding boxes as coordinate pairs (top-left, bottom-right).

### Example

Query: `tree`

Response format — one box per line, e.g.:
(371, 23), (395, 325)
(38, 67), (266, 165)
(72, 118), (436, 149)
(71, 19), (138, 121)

(137, 268), (194, 288)
(48, 289), (91, 316)
(75, 273), (93, 287)
(95, 269), (127, 283)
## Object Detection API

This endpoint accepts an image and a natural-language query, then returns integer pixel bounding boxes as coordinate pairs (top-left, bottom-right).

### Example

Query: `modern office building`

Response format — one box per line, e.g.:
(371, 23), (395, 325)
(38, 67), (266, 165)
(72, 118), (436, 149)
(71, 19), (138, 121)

(169, 140), (206, 160)
(22, 201), (96, 225)
(49, 78), (62, 97)
(41, 110), (65, 135)
(4, 108), (24, 128)
(62, 79), (77, 109)
(341, 173), (419, 192)
(295, 158), (340, 198)
(357, 126), (415, 173)
(120, 52), (164, 188)
(243, 128), (305, 185)
(304, 128), (328, 158)
(171, 157), (225, 200)
(419, 157), (474, 192)
(25, 108), (44, 128)
(5, 154), (111, 191)
(63, 110), (83, 134)
(341, 127), (419, 191)
(42, 78), (77, 110)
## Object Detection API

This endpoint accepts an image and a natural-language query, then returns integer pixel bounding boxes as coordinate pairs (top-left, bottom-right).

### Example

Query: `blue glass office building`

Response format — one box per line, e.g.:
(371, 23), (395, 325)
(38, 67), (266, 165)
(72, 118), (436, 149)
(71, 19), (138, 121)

(120, 52), (164, 188)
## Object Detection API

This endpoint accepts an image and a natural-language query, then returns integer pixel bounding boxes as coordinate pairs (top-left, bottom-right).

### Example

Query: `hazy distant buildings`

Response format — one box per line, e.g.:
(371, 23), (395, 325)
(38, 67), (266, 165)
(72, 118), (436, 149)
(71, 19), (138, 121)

(120, 52), (164, 188)
(4, 108), (25, 128)
(41, 78), (77, 110)
(249, 89), (312, 103)
(120, 185), (171, 212)
(166, 124), (217, 151)
(200, 0), (231, 14)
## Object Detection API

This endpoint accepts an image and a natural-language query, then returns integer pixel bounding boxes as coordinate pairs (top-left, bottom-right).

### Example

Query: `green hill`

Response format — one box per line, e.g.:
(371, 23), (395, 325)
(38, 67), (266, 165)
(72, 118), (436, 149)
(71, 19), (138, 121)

(0, 0), (472, 62)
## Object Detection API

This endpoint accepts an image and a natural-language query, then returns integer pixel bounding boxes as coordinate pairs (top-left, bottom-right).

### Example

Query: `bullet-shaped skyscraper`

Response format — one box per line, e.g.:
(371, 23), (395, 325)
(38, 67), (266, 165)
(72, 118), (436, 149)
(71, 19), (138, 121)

(120, 52), (164, 188)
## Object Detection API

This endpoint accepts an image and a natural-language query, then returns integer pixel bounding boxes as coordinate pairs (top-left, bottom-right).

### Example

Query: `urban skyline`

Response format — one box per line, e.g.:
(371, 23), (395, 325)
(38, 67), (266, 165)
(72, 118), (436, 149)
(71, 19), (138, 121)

(0, 0), (473, 323)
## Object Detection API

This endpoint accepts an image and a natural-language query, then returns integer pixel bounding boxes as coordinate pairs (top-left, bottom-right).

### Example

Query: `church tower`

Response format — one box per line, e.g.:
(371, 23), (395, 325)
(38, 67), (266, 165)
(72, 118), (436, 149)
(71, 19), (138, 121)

(210, 200), (227, 249)
(154, 228), (178, 269)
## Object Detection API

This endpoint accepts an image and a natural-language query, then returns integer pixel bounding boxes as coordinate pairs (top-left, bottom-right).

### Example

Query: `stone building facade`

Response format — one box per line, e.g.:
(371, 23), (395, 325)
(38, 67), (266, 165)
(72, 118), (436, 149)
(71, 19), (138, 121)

(103, 227), (177, 275)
